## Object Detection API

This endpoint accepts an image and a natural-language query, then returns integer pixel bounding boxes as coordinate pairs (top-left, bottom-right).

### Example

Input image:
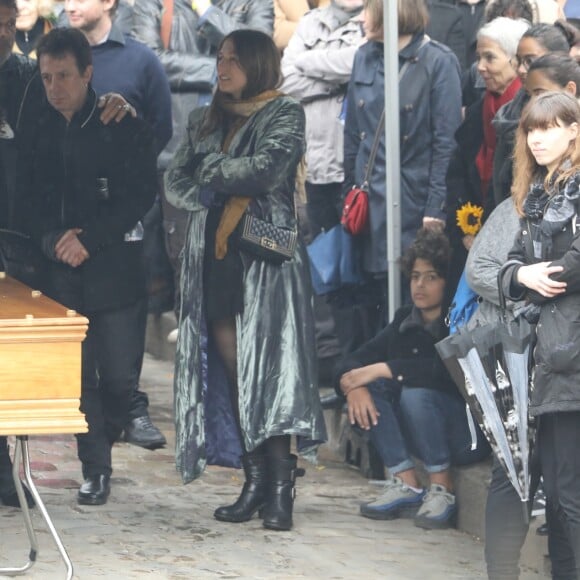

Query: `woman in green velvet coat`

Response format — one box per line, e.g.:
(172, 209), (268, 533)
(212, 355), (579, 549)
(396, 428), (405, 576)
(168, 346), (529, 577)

(165, 29), (326, 532)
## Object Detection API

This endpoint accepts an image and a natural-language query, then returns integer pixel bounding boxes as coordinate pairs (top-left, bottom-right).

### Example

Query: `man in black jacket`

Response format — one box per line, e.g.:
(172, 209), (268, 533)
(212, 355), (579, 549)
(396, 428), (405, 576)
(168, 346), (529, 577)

(20, 27), (158, 506)
(0, 0), (141, 508)
(64, 0), (173, 450)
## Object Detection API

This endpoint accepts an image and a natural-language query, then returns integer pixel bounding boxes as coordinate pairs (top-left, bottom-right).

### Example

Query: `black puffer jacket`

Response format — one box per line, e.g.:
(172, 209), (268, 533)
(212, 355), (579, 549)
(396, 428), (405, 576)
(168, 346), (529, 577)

(20, 88), (158, 312)
(132, 0), (273, 170)
(501, 176), (580, 416)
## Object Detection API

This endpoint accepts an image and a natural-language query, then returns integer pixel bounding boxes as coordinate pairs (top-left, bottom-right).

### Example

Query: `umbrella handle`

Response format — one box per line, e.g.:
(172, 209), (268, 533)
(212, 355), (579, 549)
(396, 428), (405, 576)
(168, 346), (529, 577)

(522, 499), (530, 526)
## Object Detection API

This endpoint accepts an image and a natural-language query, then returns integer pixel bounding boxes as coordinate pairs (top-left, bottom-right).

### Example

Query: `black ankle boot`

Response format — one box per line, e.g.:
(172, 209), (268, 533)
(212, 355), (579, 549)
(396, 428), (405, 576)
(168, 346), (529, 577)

(262, 454), (304, 531)
(214, 454), (268, 523)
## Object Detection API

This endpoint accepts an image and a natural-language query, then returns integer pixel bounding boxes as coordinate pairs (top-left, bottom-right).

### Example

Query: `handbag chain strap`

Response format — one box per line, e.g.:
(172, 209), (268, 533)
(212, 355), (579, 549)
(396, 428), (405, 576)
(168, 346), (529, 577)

(361, 35), (430, 189)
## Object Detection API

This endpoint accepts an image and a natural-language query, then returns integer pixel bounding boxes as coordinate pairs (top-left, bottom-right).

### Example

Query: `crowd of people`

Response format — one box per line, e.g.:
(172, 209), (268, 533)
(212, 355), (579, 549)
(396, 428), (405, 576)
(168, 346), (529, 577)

(1, 0), (580, 577)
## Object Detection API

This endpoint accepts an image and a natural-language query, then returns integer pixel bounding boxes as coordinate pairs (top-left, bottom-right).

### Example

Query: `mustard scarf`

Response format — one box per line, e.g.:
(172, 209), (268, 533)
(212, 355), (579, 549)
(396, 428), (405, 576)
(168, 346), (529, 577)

(214, 90), (306, 259)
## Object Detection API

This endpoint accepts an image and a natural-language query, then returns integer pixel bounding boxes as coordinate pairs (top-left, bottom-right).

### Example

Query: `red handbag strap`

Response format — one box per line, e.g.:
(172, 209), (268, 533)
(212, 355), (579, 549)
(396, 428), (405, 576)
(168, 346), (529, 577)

(362, 109), (385, 188)
(362, 35), (430, 188)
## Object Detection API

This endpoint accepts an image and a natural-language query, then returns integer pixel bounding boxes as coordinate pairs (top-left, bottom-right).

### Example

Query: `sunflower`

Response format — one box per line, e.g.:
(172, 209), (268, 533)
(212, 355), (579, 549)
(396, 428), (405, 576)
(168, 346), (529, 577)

(456, 202), (484, 236)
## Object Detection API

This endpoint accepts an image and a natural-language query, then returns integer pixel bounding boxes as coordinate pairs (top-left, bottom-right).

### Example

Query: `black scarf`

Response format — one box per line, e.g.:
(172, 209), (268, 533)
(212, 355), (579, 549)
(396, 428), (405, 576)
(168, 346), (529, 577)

(523, 167), (580, 259)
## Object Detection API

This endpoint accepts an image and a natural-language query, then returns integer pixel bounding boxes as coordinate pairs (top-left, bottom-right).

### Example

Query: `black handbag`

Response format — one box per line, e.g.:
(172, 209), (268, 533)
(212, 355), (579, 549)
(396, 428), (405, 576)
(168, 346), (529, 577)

(237, 213), (297, 264)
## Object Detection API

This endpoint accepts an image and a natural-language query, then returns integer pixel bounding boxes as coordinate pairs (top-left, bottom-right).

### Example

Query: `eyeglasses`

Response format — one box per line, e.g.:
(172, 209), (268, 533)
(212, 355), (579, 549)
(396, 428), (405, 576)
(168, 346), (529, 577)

(516, 55), (538, 71)
(409, 271), (441, 284)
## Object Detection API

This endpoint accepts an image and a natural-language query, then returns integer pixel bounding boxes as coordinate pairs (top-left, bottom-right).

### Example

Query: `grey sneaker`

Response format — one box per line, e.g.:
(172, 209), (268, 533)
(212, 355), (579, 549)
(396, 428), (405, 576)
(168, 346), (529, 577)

(360, 477), (425, 520)
(414, 484), (457, 530)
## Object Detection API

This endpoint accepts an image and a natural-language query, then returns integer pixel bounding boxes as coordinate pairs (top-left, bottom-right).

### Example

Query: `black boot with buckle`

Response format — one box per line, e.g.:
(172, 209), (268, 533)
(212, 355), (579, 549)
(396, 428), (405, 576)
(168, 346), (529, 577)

(262, 454), (305, 531)
(214, 453), (268, 523)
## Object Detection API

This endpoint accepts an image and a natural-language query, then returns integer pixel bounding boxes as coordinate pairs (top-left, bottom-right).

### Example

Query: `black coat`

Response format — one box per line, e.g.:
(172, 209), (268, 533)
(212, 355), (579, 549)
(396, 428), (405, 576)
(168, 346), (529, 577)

(491, 89), (529, 207)
(500, 179), (580, 416)
(426, 0), (467, 70)
(444, 95), (484, 298)
(20, 89), (158, 312)
(439, 0), (486, 69)
(335, 305), (460, 398)
(0, 53), (38, 230)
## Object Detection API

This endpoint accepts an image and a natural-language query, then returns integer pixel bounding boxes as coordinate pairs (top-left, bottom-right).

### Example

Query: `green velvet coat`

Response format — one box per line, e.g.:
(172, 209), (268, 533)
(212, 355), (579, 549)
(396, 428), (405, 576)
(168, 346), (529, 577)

(165, 96), (327, 483)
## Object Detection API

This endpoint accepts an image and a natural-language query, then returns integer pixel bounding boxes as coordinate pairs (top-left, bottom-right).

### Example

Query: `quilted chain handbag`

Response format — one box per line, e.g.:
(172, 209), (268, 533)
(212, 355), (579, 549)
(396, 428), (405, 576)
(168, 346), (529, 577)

(237, 211), (298, 265)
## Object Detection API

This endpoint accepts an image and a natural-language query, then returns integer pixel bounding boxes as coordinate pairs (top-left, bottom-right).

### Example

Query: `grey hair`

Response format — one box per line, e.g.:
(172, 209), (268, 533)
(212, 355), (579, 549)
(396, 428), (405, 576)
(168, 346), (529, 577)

(477, 17), (530, 58)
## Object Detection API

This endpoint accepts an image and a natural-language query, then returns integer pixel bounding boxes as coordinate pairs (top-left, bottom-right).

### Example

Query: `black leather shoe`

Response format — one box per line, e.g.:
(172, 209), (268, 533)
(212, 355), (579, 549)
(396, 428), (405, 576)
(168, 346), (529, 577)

(124, 415), (166, 450)
(0, 485), (35, 508)
(77, 475), (110, 506)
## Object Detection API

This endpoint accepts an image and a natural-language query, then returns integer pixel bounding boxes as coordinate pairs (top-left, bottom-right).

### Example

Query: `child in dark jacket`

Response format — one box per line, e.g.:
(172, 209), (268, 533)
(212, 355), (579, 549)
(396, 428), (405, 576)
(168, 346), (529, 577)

(336, 228), (489, 529)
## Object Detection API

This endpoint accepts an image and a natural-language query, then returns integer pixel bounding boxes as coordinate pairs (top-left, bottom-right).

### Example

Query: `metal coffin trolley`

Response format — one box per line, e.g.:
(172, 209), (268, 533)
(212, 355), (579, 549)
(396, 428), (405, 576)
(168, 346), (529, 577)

(0, 273), (88, 579)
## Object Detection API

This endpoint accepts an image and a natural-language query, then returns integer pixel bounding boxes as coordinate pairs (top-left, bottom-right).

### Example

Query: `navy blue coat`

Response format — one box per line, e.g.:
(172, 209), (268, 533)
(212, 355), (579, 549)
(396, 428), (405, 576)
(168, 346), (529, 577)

(344, 33), (461, 274)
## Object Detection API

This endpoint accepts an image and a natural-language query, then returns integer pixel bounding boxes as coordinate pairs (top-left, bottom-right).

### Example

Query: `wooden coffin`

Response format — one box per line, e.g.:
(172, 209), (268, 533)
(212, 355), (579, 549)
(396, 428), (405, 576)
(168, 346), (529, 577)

(0, 274), (88, 436)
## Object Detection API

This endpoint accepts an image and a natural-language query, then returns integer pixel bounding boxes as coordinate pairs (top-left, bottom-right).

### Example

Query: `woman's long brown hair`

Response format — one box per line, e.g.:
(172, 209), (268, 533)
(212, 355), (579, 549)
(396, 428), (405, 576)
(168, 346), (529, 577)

(201, 29), (281, 137)
(512, 91), (580, 215)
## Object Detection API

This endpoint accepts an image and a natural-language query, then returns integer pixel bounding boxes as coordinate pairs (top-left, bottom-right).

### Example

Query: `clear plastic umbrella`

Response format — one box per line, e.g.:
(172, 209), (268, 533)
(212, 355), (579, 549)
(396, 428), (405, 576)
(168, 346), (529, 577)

(436, 315), (535, 513)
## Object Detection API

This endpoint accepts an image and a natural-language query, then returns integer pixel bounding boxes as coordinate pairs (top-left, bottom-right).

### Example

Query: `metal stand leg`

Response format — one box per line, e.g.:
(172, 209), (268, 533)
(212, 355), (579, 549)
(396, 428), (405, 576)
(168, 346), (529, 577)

(0, 436), (37, 576)
(0, 436), (74, 579)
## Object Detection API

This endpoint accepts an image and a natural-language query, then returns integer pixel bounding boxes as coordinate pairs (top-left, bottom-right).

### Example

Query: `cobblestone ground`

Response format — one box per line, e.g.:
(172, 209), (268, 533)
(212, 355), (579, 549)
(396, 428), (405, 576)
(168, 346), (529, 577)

(0, 356), (546, 580)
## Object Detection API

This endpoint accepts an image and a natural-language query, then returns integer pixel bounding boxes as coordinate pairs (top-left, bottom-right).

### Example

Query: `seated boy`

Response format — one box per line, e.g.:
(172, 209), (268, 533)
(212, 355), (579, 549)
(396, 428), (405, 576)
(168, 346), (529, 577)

(336, 228), (490, 529)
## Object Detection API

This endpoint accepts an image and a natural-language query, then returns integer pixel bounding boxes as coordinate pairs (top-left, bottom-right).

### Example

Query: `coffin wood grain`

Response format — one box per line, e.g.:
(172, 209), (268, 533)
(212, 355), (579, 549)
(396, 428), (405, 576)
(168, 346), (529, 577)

(0, 274), (88, 435)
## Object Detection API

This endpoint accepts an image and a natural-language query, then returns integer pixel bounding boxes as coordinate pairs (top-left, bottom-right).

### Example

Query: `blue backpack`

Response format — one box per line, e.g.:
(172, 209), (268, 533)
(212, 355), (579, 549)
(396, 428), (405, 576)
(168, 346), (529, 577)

(446, 269), (480, 334)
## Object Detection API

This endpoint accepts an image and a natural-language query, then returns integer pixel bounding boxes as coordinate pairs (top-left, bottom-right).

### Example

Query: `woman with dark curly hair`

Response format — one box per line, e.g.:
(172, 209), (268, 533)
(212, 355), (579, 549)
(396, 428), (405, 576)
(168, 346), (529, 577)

(335, 228), (490, 530)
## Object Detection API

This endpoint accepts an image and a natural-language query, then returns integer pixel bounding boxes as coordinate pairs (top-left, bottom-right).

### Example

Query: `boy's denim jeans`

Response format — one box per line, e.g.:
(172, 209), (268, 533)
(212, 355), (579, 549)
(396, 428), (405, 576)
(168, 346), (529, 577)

(367, 380), (490, 475)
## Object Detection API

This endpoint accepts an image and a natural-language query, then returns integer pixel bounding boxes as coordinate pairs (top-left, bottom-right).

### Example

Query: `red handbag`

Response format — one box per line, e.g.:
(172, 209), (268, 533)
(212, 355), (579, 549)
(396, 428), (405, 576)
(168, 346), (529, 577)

(341, 109), (385, 236)
(341, 185), (369, 235)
